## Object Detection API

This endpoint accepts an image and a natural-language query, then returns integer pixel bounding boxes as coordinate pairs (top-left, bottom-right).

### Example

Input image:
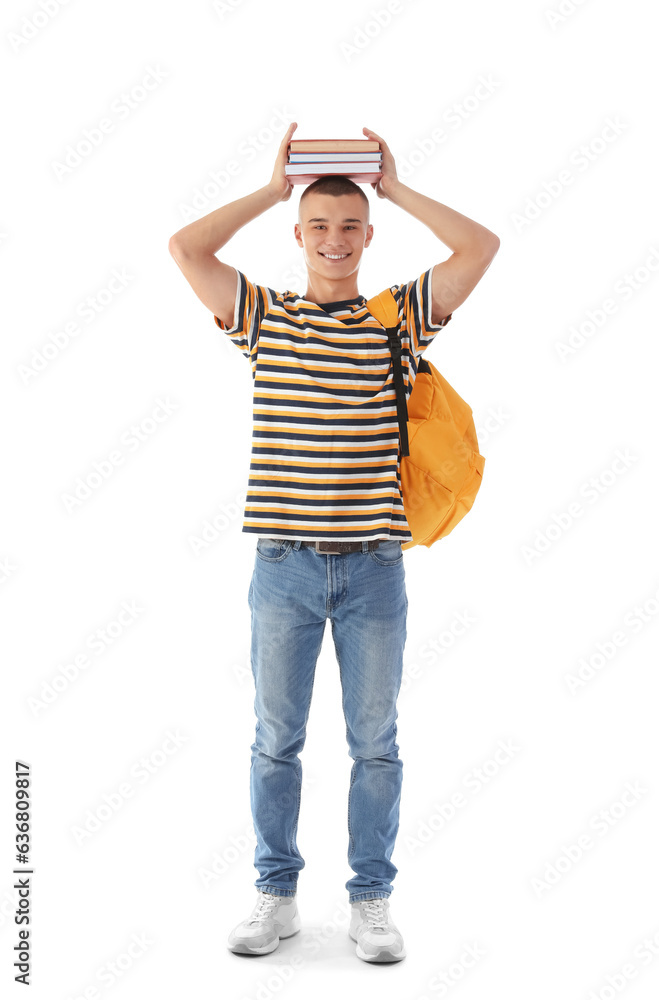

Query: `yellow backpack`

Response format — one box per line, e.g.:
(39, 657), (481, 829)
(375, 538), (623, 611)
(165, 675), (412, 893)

(366, 288), (486, 551)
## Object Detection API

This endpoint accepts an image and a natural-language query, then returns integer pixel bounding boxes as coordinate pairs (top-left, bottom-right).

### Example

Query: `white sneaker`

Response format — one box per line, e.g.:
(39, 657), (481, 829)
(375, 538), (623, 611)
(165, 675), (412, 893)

(349, 898), (406, 962)
(228, 891), (301, 955)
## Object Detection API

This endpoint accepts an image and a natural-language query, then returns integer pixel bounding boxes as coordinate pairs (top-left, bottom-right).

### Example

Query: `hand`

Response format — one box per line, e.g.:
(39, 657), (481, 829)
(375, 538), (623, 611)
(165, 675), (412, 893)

(269, 122), (297, 202)
(362, 126), (399, 199)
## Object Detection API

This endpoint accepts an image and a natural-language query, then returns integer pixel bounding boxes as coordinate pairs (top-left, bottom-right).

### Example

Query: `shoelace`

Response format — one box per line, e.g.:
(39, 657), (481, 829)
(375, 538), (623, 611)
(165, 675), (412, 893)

(247, 893), (279, 925)
(361, 899), (388, 930)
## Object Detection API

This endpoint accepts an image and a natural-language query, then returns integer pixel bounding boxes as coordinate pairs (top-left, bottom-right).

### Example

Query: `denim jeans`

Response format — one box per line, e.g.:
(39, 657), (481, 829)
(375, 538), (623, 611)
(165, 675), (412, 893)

(247, 537), (408, 903)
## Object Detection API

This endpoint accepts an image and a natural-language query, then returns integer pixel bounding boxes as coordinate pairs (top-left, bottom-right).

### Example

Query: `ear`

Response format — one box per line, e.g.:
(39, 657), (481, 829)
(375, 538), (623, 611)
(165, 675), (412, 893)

(364, 223), (374, 247)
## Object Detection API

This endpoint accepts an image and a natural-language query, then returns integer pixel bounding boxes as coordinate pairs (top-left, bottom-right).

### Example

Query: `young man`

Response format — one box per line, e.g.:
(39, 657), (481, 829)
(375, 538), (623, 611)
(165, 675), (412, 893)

(169, 123), (499, 963)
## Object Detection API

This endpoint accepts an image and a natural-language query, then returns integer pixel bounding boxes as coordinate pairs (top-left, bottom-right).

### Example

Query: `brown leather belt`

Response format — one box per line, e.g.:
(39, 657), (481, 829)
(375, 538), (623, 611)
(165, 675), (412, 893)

(301, 540), (381, 554)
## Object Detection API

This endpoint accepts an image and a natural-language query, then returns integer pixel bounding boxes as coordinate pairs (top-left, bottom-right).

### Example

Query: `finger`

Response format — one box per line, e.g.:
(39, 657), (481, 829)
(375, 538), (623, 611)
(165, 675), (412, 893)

(282, 122), (297, 148)
(278, 125), (296, 166)
(363, 127), (387, 154)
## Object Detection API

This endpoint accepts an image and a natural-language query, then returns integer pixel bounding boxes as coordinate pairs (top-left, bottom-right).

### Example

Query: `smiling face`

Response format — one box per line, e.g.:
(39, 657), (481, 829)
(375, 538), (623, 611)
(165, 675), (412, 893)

(294, 191), (373, 298)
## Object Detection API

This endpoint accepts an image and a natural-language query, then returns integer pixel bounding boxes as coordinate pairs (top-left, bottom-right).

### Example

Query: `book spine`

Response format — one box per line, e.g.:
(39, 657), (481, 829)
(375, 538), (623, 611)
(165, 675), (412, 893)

(285, 171), (382, 185)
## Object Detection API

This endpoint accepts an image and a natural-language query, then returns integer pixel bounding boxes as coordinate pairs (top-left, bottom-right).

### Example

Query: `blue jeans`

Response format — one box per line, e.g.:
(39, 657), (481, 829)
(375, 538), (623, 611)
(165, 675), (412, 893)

(247, 537), (408, 903)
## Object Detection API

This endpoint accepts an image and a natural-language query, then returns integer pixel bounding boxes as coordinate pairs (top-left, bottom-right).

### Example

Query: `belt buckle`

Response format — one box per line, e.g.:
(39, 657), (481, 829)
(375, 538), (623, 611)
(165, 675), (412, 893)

(315, 540), (348, 554)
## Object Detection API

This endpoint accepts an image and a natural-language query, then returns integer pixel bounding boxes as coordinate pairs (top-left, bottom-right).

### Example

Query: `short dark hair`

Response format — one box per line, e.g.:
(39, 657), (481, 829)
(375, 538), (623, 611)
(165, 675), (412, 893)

(298, 175), (370, 224)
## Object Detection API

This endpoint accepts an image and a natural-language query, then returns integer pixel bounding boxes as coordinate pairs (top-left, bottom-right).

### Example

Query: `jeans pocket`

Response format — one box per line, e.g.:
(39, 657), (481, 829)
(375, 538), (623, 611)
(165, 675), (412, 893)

(368, 539), (403, 566)
(256, 537), (293, 562)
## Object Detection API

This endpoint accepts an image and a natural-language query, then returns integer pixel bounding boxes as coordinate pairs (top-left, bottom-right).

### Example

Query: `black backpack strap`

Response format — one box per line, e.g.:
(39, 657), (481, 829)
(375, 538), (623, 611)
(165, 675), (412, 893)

(385, 325), (410, 458)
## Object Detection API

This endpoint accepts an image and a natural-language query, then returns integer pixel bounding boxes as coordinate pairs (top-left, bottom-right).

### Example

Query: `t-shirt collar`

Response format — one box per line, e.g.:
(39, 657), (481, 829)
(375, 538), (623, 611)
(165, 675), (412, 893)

(318, 296), (366, 310)
(284, 291), (367, 312)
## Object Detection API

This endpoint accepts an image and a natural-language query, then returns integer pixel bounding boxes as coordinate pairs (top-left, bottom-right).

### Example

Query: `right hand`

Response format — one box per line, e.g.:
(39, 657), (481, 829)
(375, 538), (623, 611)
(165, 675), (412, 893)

(268, 122), (297, 202)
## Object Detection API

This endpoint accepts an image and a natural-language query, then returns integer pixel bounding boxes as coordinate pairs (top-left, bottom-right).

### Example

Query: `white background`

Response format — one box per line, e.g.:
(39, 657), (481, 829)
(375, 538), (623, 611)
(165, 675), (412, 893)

(2, 0), (659, 997)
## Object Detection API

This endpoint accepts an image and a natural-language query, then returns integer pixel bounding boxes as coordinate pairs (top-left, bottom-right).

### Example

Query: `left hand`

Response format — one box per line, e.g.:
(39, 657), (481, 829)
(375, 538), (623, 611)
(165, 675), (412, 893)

(362, 126), (399, 199)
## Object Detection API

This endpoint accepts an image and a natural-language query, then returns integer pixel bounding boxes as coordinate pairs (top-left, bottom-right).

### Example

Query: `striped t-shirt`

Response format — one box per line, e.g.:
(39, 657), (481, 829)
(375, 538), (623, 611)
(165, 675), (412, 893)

(214, 267), (452, 542)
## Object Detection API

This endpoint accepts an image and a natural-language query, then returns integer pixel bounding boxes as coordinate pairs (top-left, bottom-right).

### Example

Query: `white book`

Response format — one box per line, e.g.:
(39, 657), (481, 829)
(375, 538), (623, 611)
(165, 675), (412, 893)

(288, 152), (382, 163)
(285, 162), (381, 175)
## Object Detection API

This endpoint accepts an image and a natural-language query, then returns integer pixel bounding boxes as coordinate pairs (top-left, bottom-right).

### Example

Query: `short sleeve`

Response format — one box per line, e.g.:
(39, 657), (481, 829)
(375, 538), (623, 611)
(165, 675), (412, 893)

(390, 267), (452, 358)
(213, 268), (271, 363)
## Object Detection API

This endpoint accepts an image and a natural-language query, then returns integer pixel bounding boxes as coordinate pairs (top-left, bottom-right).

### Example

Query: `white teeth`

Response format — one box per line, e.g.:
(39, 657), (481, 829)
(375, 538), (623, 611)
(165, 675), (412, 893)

(322, 253), (348, 259)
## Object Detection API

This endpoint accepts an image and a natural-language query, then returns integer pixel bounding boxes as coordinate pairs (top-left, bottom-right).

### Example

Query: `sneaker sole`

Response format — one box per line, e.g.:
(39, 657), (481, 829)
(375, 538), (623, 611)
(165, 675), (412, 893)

(228, 912), (301, 955)
(355, 942), (406, 962)
(350, 929), (406, 962)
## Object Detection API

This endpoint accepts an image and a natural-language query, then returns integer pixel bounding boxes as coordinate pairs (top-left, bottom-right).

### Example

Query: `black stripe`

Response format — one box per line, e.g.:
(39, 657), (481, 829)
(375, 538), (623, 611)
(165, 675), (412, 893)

(252, 397), (398, 411)
(246, 495), (403, 508)
(256, 358), (394, 373)
(246, 477), (400, 490)
(253, 381), (396, 398)
(252, 414), (399, 427)
(251, 447), (399, 459)
(252, 430), (398, 442)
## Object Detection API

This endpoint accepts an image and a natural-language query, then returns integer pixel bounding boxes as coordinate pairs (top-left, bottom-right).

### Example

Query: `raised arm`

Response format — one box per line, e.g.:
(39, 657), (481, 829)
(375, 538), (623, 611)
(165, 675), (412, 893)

(363, 126), (500, 324)
(168, 122), (298, 325)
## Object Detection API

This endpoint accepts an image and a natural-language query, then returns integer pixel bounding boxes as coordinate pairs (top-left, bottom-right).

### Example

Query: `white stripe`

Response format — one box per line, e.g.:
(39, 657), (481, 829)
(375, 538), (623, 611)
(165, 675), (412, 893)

(253, 387), (397, 400)
(250, 454), (398, 465)
(252, 406), (399, 417)
(244, 518), (405, 528)
(256, 375), (394, 389)
(252, 420), (399, 431)
(246, 501), (400, 512)
(248, 486), (398, 496)
(251, 436), (399, 447)
(259, 319), (384, 339)
(249, 470), (396, 480)
(258, 356), (395, 370)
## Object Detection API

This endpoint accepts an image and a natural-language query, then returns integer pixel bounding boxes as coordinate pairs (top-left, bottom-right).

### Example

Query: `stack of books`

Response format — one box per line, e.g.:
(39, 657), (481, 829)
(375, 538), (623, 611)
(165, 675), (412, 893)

(285, 139), (382, 185)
